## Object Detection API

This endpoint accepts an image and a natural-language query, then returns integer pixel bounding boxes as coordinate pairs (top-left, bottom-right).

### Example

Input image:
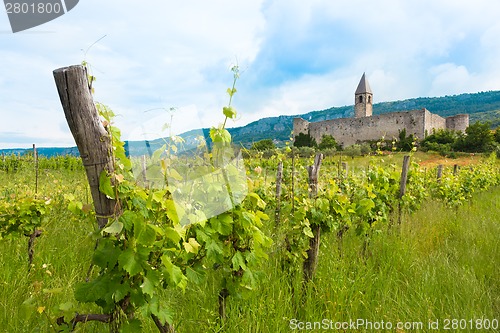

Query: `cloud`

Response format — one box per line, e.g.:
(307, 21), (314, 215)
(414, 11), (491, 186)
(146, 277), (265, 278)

(1, 0), (500, 148)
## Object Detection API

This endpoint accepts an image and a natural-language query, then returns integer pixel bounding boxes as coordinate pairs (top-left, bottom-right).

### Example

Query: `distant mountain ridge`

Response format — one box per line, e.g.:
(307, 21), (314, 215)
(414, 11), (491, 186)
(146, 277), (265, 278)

(0, 146), (79, 158)
(227, 90), (500, 146)
(2, 90), (500, 157)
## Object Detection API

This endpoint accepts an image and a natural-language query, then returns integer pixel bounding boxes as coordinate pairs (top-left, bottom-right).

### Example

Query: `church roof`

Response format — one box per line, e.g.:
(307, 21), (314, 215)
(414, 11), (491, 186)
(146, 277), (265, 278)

(355, 73), (372, 94)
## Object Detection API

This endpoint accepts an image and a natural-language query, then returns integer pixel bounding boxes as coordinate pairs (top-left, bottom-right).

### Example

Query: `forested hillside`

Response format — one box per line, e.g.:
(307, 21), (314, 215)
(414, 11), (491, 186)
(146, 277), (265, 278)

(3, 91), (500, 156)
(229, 90), (500, 146)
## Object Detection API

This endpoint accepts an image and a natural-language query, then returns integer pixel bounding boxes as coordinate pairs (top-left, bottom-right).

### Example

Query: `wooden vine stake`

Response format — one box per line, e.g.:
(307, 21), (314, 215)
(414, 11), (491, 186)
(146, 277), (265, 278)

(437, 164), (443, 183)
(341, 162), (348, 178)
(53, 65), (115, 229)
(33, 143), (39, 194)
(303, 153), (323, 283)
(275, 161), (283, 226)
(398, 155), (411, 225)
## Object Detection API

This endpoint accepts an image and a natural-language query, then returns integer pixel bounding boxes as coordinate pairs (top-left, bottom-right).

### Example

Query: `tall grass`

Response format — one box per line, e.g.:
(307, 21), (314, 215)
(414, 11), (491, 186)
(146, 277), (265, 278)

(0, 167), (498, 332)
(147, 188), (500, 332)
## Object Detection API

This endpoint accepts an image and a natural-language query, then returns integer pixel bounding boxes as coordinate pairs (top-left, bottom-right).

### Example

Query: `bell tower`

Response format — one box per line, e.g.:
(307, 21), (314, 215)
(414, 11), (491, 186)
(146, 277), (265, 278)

(354, 73), (373, 118)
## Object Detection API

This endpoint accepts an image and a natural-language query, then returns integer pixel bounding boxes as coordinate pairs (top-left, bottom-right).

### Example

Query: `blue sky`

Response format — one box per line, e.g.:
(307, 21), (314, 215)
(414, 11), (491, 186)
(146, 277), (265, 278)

(1, 0), (500, 148)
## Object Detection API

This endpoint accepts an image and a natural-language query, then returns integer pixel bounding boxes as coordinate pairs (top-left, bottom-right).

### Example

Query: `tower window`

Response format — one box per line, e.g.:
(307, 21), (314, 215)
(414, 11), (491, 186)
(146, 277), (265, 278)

(368, 96), (371, 104)
(359, 95), (363, 103)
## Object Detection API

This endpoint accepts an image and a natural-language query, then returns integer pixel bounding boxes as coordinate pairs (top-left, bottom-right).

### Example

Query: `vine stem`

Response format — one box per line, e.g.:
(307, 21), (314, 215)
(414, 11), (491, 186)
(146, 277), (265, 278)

(221, 66), (239, 130)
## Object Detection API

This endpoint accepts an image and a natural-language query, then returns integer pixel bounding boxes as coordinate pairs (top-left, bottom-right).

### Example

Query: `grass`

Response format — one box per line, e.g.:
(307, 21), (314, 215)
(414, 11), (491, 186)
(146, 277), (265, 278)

(0, 164), (499, 332)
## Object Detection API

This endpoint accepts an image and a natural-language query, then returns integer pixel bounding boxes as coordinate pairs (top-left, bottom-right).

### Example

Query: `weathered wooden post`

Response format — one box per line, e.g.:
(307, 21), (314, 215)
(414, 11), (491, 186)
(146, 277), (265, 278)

(141, 155), (149, 188)
(53, 65), (115, 228)
(342, 162), (348, 178)
(275, 161), (283, 226)
(263, 167), (268, 187)
(437, 164), (443, 183)
(399, 155), (411, 199)
(338, 152), (343, 178)
(303, 153), (323, 283)
(33, 143), (39, 194)
(398, 155), (411, 225)
(453, 164), (459, 176)
(291, 146), (296, 213)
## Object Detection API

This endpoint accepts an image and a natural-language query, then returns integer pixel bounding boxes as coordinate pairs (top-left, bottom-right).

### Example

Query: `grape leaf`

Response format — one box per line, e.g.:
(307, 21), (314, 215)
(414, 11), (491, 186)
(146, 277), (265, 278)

(231, 252), (247, 271)
(99, 170), (115, 199)
(103, 220), (123, 234)
(118, 248), (142, 276)
(136, 224), (156, 246)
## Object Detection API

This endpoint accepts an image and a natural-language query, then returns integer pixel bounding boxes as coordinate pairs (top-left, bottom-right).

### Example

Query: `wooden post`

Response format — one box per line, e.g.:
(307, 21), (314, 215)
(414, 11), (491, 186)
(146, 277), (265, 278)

(398, 155), (411, 225)
(437, 164), (443, 183)
(291, 147), (295, 214)
(53, 65), (116, 228)
(264, 167), (268, 187)
(338, 152), (343, 178)
(303, 153), (323, 283)
(33, 143), (39, 195)
(275, 161), (283, 226)
(218, 288), (229, 324)
(307, 153), (323, 198)
(341, 162), (348, 178)
(453, 164), (459, 176)
(399, 156), (410, 199)
(141, 155), (148, 188)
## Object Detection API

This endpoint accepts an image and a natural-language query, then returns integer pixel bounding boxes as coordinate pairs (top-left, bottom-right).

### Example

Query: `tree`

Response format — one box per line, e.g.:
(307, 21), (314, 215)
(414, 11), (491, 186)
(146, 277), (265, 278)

(421, 128), (460, 145)
(494, 127), (500, 144)
(396, 128), (416, 151)
(318, 134), (339, 150)
(294, 132), (317, 148)
(454, 121), (494, 152)
(251, 139), (275, 151)
(420, 128), (462, 154)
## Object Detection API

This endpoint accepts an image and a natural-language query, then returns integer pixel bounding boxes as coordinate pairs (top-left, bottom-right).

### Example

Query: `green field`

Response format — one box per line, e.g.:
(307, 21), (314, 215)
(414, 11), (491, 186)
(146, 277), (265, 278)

(0, 153), (499, 332)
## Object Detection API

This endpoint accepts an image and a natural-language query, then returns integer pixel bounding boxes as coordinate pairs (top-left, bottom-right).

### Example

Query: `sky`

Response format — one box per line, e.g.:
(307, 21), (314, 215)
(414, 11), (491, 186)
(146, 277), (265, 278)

(1, 0), (500, 149)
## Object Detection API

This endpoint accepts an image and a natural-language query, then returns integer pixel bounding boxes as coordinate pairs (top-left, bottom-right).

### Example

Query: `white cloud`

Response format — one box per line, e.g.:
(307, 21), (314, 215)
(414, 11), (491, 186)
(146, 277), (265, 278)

(1, 0), (500, 148)
(429, 63), (472, 96)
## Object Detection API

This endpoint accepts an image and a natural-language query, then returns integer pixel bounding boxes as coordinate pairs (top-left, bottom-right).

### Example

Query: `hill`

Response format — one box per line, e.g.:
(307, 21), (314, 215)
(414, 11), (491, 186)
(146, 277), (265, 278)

(229, 90), (500, 146)
(2, 90), (500, 157)
(0, 146), (79, 158)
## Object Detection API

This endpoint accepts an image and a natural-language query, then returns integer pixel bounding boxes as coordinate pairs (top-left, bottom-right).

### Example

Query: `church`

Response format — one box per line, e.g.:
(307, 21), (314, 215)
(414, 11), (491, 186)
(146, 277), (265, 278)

(293, 73), (469, 147)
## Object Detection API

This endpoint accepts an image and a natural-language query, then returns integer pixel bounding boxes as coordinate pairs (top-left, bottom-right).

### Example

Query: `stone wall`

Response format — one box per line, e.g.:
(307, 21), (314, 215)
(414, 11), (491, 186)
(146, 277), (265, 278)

(306, 109), (431, 147)
(293, 108), (468, 148)
(445, 114), (469, 132)
(423, 110), (447, 137)
(293, 118), (310, 136)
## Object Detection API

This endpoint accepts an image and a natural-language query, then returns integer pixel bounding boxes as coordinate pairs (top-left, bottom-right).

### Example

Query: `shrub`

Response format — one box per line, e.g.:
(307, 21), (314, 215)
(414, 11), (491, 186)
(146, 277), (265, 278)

(343, 144), (362, 158)
(251, 139), (275, 151)
(396, 128), (416, 151)
(318, 134), (340, 151)
(296, 146), (316, 158)
(360, 143), (372, 156)
(321, 148), (337, 157)
(294, 132), (317, 148)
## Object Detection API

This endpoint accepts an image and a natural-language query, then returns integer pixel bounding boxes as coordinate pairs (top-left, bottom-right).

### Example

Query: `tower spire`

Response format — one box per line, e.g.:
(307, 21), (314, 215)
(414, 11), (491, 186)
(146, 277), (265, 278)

(355, 72), (372, 94)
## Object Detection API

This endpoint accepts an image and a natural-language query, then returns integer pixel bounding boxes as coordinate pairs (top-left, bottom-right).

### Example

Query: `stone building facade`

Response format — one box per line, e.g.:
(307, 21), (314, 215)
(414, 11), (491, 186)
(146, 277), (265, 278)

(293, 74), (469, 147)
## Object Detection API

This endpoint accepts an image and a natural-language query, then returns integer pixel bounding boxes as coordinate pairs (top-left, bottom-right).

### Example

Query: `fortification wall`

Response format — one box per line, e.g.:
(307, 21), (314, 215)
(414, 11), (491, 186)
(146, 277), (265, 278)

(308, 109), (428, 147)
(293, 118), (310, 136)
(423, 109), (446, 136)
(445, 114), (469, 132)
(293, 108), (468, 148)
